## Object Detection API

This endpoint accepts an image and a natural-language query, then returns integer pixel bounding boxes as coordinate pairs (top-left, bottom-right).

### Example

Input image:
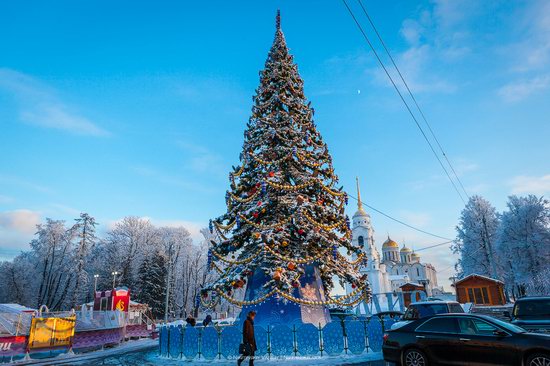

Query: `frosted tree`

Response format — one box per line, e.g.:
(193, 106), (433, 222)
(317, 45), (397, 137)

(101, 216), (158, 289)
(453, 195), (500, 279)
(136, 249), (167, 319)
(70, 213), (98, 307)
(497, 195), (550, 297)
(0, 254), (35, 305)
(33, 219), (76, 309)
(157, 226), (192, 318)
(204, 12), (368, 313)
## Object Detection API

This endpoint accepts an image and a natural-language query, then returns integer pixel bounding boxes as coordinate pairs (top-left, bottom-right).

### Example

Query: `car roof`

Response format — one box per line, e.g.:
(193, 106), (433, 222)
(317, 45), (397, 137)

(424, 313), (495, 321)
(515, 296), (550, 302)
(410, 300), (460, 305)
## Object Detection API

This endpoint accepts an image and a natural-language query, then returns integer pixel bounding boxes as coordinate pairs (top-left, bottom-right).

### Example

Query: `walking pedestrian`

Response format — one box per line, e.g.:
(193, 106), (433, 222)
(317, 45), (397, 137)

(237, 311), (256, 366)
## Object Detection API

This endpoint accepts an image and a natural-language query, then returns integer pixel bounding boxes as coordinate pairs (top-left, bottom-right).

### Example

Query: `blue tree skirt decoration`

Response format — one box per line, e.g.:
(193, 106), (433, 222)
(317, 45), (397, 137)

(238, 264), (331, 328)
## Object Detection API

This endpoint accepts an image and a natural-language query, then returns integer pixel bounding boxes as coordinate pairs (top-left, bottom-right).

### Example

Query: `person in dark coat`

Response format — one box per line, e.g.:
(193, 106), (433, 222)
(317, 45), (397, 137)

(202, 314), (212, 327)
(238, 311), (256, 366)
(185, 315), (196, 327)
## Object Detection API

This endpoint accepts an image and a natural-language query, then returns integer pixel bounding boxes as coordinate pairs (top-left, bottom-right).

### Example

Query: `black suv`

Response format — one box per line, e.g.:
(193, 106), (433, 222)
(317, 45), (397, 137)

(508, 296), (550, 334)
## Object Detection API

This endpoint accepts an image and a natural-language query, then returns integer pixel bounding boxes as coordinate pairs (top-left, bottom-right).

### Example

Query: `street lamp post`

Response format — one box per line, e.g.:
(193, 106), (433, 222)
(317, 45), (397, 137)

(111, 271), (119, 289)
(93, 274), (99, 293)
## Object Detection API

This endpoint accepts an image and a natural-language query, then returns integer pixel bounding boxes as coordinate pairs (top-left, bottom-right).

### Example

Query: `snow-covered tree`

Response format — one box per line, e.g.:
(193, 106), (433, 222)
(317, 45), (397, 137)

(33, 219), (76, 310)
(497, 195), (550, 297)
(0, 253), (35, 305)
(205, 12), (368, 309)
(135, 249), (167, 319)
(101, 216), (158, 289)
(70, 213), (98, 307)
(453, 195), (500, 279)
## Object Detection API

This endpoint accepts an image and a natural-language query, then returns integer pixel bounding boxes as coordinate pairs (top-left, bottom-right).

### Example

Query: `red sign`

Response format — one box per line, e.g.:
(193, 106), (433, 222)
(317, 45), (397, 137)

(0, 336), (27, 356)
(112, 288), (130, 312)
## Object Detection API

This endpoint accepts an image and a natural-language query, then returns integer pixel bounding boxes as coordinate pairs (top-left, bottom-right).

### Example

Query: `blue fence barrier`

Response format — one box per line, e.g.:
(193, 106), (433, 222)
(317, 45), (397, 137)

(159, 316), (398, 360)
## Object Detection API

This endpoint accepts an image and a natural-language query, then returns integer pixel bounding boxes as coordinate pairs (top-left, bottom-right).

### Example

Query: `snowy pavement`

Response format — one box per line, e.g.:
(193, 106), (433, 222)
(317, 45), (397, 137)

(5, 341), (385, 366)
(147, 351), (384, 366)
(7, 339), (157, 366)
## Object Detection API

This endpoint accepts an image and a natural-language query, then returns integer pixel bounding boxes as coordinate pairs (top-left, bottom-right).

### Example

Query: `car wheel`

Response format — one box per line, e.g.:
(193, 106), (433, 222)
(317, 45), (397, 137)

(403, 348), (429, 366)
(527, 353), (550, 366)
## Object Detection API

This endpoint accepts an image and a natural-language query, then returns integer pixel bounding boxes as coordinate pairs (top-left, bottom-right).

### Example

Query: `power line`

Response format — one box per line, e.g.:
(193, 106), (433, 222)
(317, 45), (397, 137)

(414, 240), (455, 252)
(340, 0), (467, 205)
(355, 0), (470, 200)
(347, 193), (454, 241)
(437, 245), (485, 274)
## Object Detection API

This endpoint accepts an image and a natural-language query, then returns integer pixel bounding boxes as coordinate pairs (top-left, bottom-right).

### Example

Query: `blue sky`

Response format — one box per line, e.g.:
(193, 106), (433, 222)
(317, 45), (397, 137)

(1, 0), (549, 289)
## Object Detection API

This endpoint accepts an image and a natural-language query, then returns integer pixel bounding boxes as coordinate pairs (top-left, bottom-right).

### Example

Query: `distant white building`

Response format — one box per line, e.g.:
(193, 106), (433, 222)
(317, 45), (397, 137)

(347, 178), (440, 297)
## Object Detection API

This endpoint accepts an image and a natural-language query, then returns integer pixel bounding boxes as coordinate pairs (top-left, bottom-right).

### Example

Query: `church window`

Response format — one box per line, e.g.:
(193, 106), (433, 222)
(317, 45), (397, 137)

(358, 236), (364, 246)
(416, 268), (420, 276)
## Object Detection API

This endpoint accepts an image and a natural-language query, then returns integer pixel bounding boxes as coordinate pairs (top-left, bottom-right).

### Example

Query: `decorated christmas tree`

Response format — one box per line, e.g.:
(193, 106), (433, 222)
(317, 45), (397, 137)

(203, 11), (370, 326)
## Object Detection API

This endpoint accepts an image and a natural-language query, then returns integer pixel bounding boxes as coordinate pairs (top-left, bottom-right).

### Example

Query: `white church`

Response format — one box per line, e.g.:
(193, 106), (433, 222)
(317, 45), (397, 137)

(348, 178), (440, 296)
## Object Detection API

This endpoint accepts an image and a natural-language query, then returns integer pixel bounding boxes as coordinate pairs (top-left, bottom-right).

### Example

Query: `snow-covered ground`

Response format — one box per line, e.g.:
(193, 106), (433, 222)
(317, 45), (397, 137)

(155, 352), (383, 365)
(7, 339), (156, 366)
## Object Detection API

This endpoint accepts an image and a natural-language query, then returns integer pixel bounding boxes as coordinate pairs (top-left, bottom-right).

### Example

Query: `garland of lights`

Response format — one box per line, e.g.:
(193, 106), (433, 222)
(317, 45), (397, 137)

(228, 190), (259, 203)
(336, 252), (366, 266)
(238, 214), (290, 230)
(302, 211), (347, 231)
(264, 179), (315, 191)
(319, 183), (347, 197)
(210, 284), (368, 308)
(263, 244), (332, 264)
(231, 166), (244, 177)
(248, 151), (291, 165)
(217, 288), (278, 306)
(210, 246), (263, 265)
(214, 220), (236, 231)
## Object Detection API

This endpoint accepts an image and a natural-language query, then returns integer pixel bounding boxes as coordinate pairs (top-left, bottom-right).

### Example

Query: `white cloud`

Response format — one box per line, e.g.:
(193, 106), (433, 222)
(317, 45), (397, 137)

(0, 68), (110, 136)
(498, 74), (550, 102)
(0, 195), (14, 204)
(176, 140), (225, 174)
(510, 174), (550, 195)
(510, 0), (550, 72)
(0, 209), (42, 257)
(0, 174), (51, 194)
(0, 209), (41, 235)
(131, 165), (215, 193)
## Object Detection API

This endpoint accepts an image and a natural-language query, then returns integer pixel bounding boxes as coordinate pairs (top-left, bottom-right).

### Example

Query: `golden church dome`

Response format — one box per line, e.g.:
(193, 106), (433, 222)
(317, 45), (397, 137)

(382, 237), (399, 249)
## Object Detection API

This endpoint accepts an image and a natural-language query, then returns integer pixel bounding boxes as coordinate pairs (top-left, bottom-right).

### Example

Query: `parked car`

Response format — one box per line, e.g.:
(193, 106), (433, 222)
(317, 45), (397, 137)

(507, 296), (550, 334)
(390, 301), (464, 330)
(383, 313), (550, 366)
(375, 310), (404, 320)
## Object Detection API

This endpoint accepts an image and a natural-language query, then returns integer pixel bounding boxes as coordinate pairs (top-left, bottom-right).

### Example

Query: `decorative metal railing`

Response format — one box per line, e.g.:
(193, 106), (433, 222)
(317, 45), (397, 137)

(159, 316), (398, 360)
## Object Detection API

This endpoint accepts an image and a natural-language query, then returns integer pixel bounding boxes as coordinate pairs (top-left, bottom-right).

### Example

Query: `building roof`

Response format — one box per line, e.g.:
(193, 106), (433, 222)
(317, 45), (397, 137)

(400, 245), (412, 253)
(400, 282), (425, 288)
(382, 236), (399, 249)
(454, 273), (504, 286)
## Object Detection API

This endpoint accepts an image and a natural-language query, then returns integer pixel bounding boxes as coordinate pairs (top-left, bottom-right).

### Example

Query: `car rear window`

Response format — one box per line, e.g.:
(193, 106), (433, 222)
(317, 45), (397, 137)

(404, 304), (451, 320)
(417, 317), (458, 333)
(448, 303), (465, 313)
(513, 299), (550, 318)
